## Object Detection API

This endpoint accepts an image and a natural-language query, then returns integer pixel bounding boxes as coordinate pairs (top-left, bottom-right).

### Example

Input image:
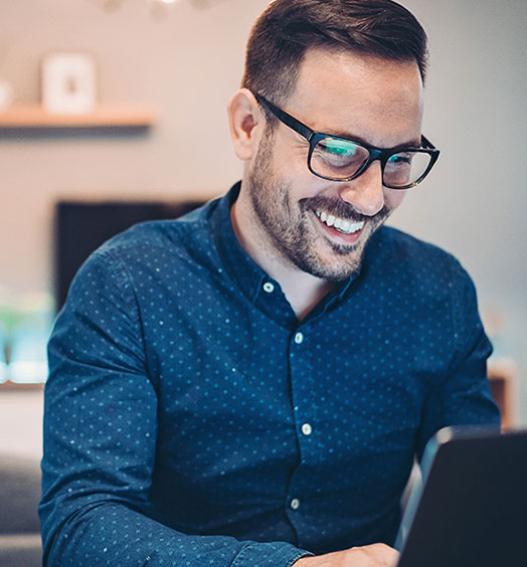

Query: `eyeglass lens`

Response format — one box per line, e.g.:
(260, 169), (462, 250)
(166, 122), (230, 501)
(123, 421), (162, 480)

(311, 136), (433, 188)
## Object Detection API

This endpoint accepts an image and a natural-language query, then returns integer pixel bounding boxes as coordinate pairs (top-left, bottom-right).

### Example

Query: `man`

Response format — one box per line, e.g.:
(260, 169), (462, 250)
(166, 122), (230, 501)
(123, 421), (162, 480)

(40, 1), (500, 566)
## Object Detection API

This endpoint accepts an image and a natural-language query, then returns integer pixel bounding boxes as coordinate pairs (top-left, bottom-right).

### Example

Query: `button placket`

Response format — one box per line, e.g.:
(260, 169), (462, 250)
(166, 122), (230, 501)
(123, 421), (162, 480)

(287, 326), (315, 529)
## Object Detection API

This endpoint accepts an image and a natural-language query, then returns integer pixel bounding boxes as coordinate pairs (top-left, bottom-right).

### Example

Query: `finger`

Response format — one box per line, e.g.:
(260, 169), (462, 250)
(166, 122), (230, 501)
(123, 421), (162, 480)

(366, 544), (400, 564)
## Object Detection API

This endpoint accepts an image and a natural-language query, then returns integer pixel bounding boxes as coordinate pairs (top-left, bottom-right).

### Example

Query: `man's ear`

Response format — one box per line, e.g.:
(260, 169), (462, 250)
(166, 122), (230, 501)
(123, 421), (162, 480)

(227, 88), (264, 161)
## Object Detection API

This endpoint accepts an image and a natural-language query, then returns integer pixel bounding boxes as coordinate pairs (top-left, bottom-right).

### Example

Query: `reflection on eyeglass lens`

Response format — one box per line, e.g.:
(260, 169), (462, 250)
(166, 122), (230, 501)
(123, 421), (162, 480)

(313, 137), (368, 171)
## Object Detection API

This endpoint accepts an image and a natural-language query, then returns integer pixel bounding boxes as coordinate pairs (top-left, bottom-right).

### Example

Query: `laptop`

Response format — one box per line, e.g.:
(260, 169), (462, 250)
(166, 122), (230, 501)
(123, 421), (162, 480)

(394, 427), (527, 567)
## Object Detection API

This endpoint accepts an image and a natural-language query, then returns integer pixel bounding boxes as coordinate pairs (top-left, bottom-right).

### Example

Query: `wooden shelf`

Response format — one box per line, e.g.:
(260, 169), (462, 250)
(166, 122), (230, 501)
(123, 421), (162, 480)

(0, 381), (44, 392)
(0, 105), (156, 128)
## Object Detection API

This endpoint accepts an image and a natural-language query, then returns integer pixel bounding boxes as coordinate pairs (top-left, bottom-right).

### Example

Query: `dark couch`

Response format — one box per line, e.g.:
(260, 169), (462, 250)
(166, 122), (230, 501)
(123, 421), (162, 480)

(0, 453), (42, 566)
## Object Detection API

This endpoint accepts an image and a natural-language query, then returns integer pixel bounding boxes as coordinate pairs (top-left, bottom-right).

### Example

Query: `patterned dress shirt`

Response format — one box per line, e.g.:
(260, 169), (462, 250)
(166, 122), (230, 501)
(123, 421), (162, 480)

(40, 182), (500, 566)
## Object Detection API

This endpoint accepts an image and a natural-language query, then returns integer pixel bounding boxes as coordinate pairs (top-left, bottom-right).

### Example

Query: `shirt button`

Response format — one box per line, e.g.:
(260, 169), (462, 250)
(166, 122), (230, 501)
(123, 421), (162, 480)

(301, 423), (312, 436)
(294, 332), (304, 344)
(263, 282), (275, 293)
(290, 498), (301, 510)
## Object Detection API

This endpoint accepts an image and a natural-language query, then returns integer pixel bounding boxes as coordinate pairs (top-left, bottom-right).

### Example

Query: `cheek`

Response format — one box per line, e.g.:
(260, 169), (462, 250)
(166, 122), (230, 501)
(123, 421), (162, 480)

(277, 153), (311, 185)
(264, 135), (351, 202)
(274, 156), (325, 201)
(384, 188), (406, 210)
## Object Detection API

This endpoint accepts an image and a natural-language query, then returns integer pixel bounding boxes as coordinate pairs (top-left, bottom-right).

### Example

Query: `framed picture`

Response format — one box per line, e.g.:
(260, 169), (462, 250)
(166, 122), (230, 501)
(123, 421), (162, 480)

(41, 52), (97, 114)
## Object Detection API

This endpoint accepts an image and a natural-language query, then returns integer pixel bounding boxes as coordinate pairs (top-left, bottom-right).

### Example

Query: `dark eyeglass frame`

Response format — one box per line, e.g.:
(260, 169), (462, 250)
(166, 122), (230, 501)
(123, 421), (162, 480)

(254, 93), (440, 190)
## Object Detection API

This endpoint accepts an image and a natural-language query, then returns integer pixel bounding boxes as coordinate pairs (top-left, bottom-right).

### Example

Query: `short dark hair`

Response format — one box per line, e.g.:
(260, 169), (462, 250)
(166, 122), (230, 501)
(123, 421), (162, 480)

(242, 0), (428, 105)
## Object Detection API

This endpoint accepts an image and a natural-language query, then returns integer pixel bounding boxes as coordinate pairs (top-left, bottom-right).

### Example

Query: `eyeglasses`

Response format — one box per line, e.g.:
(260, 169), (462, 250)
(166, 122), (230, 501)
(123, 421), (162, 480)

(254, 93), (440, 190)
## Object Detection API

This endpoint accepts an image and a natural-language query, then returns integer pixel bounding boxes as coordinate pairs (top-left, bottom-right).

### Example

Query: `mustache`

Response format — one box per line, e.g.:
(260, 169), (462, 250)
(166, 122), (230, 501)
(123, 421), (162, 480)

(301, 195), (391, 224)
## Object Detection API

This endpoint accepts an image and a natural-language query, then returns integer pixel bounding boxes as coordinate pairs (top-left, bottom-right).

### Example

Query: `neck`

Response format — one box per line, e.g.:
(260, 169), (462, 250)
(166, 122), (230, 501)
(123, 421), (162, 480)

(231, 187), (335, 320)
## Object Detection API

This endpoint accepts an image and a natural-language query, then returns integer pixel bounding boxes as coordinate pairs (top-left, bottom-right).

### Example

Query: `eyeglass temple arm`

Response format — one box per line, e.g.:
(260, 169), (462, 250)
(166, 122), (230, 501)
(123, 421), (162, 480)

(255, 94), (315, 142)
(256, 93), (439, 157)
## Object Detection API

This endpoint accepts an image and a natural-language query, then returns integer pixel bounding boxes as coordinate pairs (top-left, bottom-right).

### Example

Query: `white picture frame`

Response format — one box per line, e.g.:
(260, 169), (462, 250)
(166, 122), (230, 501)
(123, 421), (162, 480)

(41, 52), (97, 114)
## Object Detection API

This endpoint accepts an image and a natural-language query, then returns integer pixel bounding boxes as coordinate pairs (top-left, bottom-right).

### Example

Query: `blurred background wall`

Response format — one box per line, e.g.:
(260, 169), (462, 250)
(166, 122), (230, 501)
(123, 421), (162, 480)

(0, 0), (526, 452)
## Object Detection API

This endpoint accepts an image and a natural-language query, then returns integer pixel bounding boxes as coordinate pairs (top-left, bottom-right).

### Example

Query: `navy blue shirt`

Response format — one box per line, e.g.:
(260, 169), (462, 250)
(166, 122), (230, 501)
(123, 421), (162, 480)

(40, 182), (499, 566)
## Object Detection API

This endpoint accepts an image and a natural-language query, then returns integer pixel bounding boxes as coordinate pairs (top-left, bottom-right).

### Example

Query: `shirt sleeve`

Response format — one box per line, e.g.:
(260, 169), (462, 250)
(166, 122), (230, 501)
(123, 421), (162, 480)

(415, 261), (501, 462)
(40, 248), (313, 567)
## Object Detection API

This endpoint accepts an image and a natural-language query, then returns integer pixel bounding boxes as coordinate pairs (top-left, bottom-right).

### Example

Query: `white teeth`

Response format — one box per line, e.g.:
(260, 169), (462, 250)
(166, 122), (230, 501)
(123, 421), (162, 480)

(347, 221), (365, 233)
(315, 210), (365, 234)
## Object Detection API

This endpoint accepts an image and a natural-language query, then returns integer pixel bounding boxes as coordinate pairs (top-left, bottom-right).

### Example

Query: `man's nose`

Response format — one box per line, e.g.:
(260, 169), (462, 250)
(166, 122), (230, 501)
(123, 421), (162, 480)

(338, 161), (384, 217)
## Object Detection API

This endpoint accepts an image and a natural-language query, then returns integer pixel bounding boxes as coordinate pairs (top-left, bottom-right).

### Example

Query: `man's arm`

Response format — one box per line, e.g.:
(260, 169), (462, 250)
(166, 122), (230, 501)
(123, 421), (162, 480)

(39, 248), (312, 566)
(415, 261), (501, 461)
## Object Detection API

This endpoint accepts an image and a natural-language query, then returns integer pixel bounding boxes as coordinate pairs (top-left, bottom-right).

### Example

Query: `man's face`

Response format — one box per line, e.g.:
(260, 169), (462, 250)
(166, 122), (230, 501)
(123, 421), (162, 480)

(246, 48), (424, 281)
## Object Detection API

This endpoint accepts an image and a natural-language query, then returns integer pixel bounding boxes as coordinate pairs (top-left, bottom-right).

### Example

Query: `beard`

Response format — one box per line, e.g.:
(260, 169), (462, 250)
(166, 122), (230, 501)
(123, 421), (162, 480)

(246, 134), (393, 282)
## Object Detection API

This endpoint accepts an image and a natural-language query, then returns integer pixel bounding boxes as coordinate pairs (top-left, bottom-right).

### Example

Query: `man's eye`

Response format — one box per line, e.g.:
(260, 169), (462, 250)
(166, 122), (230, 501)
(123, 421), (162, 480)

(388, 153), (412, 165)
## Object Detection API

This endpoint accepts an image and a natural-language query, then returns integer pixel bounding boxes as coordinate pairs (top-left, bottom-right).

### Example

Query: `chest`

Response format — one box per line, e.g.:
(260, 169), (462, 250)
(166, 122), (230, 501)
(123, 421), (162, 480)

(143, 282), (452, 464)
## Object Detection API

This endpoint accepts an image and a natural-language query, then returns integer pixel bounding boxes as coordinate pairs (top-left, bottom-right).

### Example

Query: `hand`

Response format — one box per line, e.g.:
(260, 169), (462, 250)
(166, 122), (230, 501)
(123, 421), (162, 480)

(293, 543), (399, 567)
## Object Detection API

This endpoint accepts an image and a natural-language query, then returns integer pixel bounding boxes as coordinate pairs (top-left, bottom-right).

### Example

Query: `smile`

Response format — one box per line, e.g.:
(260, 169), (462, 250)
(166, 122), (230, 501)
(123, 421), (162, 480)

(314, 210), (365, 235)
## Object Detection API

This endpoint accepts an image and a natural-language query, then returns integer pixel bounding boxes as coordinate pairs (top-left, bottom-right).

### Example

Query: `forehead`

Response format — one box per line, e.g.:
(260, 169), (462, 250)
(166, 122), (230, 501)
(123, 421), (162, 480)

(288, 48), (424, 147)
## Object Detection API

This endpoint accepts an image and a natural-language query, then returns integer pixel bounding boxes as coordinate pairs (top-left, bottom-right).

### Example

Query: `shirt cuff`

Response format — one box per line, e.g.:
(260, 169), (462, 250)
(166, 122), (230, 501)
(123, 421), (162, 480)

(231, 541), (314, 567)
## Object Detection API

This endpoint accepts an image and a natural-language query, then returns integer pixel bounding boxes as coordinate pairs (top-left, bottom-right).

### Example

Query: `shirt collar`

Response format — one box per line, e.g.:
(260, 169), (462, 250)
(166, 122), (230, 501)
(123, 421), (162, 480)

(211, 181), (373, 324)
(211, 182), (269, 305)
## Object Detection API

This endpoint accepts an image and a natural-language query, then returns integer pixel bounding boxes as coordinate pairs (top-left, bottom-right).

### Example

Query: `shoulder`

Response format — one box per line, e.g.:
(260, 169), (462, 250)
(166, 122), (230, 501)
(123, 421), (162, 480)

(74, 197), (225, 287)
(97, 199), (217, 262)
(369, 225), (474, 295)
(68, 197), (222, 299)
(365, 227), (484, 349)
(374, 225), (457, 263)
